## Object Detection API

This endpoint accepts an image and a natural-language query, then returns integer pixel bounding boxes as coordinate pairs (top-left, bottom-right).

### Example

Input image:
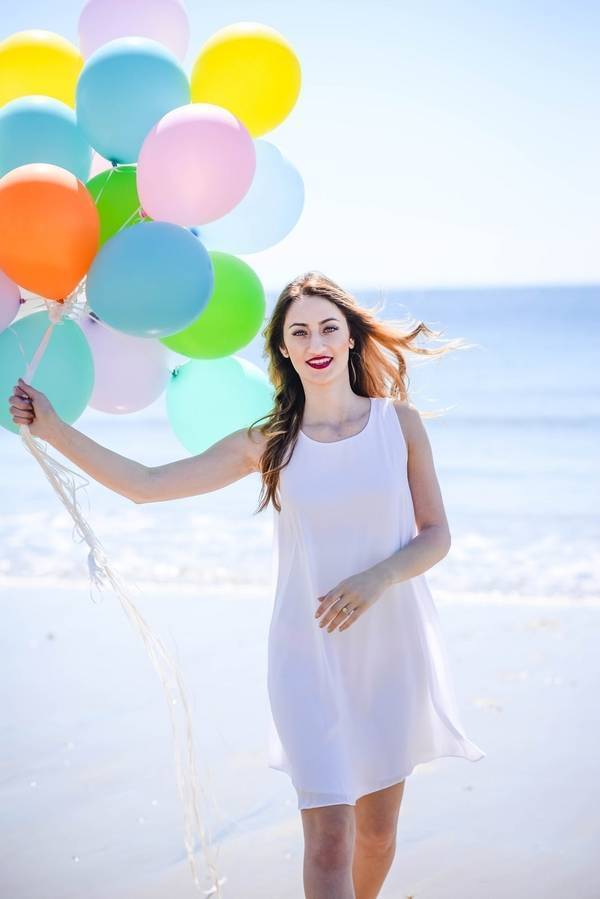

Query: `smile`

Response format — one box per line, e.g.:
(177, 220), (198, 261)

(306, 357), (332, 369)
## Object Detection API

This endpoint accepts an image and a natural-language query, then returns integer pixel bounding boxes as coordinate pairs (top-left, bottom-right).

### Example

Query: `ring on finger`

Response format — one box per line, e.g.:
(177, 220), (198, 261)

(327, 604), (354, 631)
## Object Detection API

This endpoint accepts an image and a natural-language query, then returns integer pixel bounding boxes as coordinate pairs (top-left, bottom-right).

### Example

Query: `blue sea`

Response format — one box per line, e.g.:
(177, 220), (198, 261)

(1, 284), (598, 602)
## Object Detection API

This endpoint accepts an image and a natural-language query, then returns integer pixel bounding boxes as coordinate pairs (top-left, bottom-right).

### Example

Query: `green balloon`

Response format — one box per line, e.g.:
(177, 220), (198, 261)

(166, 355), (273, 454)
(0, 311), (94, 434)
(160, 251), (265, 358)
(86, 164), (145, 245)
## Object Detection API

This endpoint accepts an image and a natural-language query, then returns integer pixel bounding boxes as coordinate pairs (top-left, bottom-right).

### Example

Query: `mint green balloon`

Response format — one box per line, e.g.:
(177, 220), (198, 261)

(160, 251), (266, 359)
(166, 355), (273, 454)
(0, 311), (94, 434)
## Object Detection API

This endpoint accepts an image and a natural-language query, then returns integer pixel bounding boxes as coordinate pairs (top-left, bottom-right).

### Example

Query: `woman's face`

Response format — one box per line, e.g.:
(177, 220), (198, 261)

(280, 295), (353, 384)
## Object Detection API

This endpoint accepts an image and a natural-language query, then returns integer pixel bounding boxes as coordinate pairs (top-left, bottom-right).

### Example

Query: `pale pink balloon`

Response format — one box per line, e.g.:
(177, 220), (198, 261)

(137, 103), (256, 226)
(79, 313), (169, 413)
(0, 268), (22, 333)
(79, 0), (190, 62)
(89, 150), (112, 178)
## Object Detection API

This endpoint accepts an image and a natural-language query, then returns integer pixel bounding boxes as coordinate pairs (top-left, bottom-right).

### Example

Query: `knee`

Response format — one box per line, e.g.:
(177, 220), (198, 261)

(308, 835), (354, 871)
(305, 823), (355, 870)
(355, 823), (397, 857)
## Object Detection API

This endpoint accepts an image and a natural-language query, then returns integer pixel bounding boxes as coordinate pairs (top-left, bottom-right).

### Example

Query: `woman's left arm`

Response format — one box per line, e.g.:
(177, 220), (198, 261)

(315, 402), (451, 632)
(370, 401), (451, 589)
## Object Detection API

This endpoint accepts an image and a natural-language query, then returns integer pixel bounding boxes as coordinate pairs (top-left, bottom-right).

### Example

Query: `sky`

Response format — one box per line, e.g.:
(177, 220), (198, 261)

(2, 0), (599, 291)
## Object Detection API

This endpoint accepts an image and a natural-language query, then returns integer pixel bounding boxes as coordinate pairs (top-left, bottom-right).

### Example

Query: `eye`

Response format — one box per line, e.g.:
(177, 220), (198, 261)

(291, 326), (338, 337)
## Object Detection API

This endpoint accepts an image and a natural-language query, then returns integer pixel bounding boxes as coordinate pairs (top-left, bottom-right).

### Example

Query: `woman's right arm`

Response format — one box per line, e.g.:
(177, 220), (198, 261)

(9, 378), (263, 504)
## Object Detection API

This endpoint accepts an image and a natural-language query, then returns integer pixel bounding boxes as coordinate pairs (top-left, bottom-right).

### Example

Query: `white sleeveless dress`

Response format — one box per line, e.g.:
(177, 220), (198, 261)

(266, 395), (485, 810)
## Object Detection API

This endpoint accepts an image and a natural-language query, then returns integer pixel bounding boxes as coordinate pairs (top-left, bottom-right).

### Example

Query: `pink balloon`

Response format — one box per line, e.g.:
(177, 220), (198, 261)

(89, 150), (112, 178)
(79, 0), (190, 62)
(137, 103), (256, 227)
(0, 268), (21, 333)
(79, 313), (169, 413)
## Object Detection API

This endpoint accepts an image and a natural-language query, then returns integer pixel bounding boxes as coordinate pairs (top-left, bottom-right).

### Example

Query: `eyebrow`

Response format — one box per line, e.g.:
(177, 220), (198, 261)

(287, 317), (340, 329)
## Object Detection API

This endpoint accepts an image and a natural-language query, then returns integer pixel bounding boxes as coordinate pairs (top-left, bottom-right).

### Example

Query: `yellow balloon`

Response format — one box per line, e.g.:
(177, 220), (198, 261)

(0, 30), (83, 108)
(190, 22), (301, 137)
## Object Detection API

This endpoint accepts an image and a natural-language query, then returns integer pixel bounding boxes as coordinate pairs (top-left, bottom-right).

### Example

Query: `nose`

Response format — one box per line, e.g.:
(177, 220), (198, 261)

(307, 337), (329, 354)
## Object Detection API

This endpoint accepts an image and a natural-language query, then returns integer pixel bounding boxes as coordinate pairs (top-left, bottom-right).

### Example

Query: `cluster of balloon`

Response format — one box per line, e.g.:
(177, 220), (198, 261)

(0, 2), (304, 895)
(0, 6), (305, 446)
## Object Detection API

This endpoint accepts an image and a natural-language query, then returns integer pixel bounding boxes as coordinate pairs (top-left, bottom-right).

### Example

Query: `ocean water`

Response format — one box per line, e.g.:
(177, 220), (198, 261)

(1, 284), (598, 602)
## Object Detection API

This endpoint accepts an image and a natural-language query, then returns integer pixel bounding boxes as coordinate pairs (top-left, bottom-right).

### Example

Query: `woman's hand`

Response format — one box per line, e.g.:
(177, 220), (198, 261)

(8, 377), (63, 442)
(314, 568), (389, 633)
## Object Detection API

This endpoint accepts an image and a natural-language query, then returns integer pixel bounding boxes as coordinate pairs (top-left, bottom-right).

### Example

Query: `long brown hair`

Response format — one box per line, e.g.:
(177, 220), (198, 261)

(248, 271), (472, 514)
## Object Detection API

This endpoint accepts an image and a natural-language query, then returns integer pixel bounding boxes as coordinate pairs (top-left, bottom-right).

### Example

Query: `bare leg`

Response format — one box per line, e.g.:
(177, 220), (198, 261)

(301, 803), (356, 899)
(352, 780), (406, 899)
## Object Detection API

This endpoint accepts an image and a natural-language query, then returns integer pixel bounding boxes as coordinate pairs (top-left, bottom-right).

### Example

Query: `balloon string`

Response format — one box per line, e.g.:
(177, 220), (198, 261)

(90, 163), (116, 205)
(89, 165), (143, 235)
(118, 203), (144, 232)
(26, 320), (55, 371)
(13, 290), (227, 896)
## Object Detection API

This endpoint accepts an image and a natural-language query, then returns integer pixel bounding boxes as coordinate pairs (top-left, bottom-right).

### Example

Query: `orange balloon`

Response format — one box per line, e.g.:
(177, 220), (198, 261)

(0, 163), (99, 300)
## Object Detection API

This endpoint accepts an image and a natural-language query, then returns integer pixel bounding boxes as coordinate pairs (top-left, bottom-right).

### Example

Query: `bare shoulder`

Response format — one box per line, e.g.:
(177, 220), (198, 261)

(391, 398), (427, 453)
(392, 400), (449, 535)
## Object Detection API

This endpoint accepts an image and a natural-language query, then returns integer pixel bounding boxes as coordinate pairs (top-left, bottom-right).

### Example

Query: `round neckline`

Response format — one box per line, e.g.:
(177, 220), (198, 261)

(299, 397), (375, 445)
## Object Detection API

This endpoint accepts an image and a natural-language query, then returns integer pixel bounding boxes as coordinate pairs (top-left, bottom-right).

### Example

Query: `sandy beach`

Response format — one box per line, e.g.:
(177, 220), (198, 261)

(2, 579), (598, 899)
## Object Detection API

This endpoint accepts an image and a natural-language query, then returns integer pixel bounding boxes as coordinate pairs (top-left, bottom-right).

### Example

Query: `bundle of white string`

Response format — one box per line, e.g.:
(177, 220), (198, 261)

(12, 285), (227, 896)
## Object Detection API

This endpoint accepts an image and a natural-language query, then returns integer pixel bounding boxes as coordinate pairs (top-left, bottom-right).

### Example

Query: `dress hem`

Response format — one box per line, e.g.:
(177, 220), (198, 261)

(268, 744), (486, 810)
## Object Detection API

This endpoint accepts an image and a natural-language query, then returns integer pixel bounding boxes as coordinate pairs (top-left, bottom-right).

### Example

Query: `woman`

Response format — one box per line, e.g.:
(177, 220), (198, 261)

(9, 271), (485, 899)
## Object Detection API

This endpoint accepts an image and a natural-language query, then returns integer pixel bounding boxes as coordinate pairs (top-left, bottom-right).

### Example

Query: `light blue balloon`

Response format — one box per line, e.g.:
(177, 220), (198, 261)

(76, 37), (190, 164)
(167, 355), (274, 454)
(86, 221), (214, 338)
(194, 140), (305, 255)
(0, 312), (94, 434)
(0, 96), (92, 181)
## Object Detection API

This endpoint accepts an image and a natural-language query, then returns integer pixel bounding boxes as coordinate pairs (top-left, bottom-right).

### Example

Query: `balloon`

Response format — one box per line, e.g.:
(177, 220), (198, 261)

(194, 140), (304, 254)
(89, 149), (112, 177)
(167, 355), (273, 454)
(0, 163), (100, 300)
(0, 96), (91, 181)
(79, 312), (169, 412)
(79, 0), (189, 62)
(76, 37), (190, 163)
(87, 165), (144, 245)
(0, 30), (83, 108)
(0, 268), (21, 333)
(0, 311), (94, 434)
(190, 22), (301, 137)
(137, 103), (255, 226)
(160, 252), (265, 358)
(85, 221), (214, 337)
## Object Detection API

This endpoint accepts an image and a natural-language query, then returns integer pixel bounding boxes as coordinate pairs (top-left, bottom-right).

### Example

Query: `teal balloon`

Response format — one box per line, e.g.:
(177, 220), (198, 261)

(76, 37), (190, 163)
(0, 96), (92, 181)
(86, 221), (214, 337)
(167, 355), (274, 454)
(0, 311), (94, 434)
(194, 140), (304, 255)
